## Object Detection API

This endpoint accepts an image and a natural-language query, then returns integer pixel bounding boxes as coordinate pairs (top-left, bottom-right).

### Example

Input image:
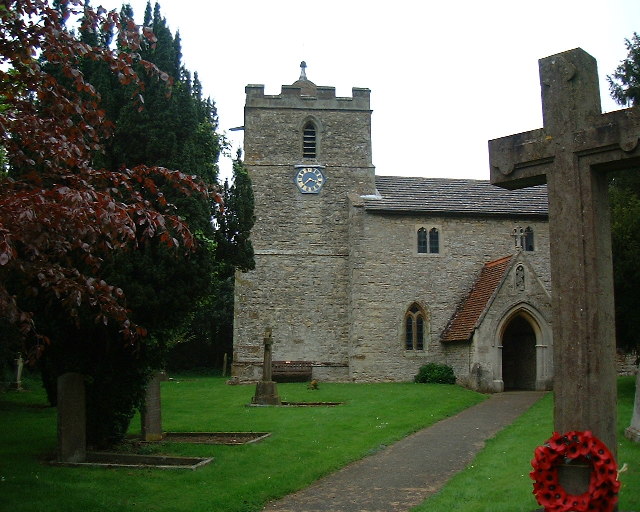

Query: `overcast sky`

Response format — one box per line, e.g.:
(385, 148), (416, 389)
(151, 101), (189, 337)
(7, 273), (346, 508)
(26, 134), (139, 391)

(99, 0), (640, 181)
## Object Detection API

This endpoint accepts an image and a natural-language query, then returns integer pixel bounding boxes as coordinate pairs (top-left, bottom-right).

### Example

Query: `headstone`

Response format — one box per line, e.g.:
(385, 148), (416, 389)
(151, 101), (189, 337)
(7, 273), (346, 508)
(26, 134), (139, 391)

(141, 372), (163, 441)
(10, 353), (24, 391)
(57, 372), (86, 463)
(252, 328), (281, 405)
(489, 48), (640, 492)
(625, 368), (640, 442)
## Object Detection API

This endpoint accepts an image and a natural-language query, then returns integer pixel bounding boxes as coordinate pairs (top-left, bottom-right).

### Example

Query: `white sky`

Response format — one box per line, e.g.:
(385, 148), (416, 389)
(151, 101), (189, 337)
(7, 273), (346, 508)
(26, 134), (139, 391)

(97, 0), (640, 182)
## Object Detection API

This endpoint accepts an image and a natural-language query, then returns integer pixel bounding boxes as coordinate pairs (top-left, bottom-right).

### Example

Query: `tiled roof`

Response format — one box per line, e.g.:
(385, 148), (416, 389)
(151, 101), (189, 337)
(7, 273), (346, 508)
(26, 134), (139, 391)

(364, 176), (548, 217)
(440, 255), (513, 343)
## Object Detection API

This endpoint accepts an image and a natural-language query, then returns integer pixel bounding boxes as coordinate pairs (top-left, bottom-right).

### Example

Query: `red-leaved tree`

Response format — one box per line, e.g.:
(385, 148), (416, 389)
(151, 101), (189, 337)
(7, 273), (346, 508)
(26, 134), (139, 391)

(0, 0), (218, 360)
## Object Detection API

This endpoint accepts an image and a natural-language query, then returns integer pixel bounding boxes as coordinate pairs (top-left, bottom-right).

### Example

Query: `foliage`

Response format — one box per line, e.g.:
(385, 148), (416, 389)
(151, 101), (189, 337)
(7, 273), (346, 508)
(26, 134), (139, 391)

(414, 363), (456, 384)
(0, 0), (221, 447)
(608, 33), (640, 107)
(168, 151), (256, 370)
(607, 34), (640, 353)
(214, 150), (256, 272)
(609, 176), (640, 353)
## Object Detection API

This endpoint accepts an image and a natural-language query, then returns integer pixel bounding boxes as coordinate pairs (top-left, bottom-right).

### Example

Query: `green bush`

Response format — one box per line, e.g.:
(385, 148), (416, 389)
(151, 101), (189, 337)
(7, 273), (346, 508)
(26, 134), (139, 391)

(414, 363), (456, 384)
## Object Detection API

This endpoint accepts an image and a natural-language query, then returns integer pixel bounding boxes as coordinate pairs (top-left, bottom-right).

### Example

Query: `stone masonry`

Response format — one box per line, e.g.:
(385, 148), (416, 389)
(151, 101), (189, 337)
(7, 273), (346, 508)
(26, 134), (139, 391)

(233, 66), (553, 390)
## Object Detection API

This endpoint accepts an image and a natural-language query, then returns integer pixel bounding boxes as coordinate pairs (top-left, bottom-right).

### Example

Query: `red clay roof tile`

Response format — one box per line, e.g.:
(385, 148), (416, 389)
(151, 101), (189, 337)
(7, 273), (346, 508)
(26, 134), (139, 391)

(440, 255), (513, 343)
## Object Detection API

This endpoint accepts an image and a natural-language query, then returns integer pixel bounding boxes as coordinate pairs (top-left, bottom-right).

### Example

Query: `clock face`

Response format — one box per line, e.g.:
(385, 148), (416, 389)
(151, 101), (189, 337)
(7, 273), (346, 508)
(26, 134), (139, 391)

(295, 167), (325, 194)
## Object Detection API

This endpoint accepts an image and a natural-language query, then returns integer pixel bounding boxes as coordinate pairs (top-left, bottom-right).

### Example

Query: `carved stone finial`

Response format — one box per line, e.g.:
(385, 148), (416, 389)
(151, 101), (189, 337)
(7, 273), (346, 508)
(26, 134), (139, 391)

(299, 61), (308, 81)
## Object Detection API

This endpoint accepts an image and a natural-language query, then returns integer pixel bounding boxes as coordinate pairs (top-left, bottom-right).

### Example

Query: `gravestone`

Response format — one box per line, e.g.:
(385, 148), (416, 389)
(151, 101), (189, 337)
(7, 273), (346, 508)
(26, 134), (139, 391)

(57, 372), (86, 463)
(490, 48), (640, 493)
(252, 328), (281, 405)
(10, 353), (24, 391)
(141, 372), (163, 441)
(625, 369), (640, 442)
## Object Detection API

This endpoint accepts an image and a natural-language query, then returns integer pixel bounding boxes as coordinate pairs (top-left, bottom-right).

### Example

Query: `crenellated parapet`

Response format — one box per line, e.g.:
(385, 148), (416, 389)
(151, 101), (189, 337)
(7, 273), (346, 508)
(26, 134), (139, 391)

(245, 83), (371, 111)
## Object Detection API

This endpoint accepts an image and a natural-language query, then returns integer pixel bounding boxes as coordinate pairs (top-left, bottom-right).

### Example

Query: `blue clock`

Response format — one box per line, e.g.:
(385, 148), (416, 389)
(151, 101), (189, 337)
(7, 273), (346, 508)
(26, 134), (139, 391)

(295, 167), (325, 194)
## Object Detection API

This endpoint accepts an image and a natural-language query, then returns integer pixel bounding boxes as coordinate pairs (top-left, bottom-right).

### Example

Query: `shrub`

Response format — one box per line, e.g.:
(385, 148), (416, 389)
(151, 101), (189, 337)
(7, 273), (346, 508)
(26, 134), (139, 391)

(414, 363), (456, 384)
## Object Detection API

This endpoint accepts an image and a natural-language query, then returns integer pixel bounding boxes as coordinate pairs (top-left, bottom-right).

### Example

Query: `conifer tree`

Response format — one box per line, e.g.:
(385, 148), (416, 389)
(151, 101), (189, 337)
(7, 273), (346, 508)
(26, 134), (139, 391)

(0, 0), (219, 447)
(607, 33), (640, 355)
(29, 0), (230, 447)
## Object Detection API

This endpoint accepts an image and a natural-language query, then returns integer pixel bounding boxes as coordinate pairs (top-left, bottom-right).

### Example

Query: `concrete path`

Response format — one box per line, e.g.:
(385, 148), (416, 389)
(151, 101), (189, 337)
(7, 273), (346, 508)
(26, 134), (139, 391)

(262, 391), (545, 512)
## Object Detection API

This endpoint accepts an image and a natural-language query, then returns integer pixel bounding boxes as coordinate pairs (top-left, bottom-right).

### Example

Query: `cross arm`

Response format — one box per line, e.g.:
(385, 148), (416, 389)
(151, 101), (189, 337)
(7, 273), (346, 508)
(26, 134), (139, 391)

(572, 107), (640, 171)
(489, 128), (554, 190)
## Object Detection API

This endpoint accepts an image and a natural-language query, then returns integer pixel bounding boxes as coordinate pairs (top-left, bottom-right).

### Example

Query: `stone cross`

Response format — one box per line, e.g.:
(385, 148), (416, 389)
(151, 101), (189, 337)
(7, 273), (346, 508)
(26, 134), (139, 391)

(11, 353), (24, 391)
(489, 48), (640, 456)
(262, 327), (274, 382)
(251, 327), (281, 406)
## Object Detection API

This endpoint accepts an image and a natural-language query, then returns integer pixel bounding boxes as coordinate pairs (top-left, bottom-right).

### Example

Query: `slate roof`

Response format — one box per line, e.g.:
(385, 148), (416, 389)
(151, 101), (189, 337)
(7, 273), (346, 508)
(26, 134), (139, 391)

(364, 176), (548, 217)
(440, 255), (513, 343)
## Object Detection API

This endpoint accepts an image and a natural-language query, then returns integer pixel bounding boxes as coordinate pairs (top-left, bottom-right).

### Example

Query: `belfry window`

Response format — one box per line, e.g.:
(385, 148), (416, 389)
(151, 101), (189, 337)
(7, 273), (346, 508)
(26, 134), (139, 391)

(303, 121), (316, 158)
(405, 303), (426, 351)
(417, 226), (439, 254)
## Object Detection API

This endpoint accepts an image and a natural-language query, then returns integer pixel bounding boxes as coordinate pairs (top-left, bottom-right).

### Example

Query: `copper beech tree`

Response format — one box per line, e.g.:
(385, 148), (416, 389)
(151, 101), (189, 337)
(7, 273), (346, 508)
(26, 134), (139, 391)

(0, 0), (220, 359)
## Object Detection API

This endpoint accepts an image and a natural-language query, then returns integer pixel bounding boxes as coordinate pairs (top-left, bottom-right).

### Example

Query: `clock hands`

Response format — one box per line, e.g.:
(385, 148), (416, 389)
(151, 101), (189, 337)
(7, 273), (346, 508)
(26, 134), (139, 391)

(295, 167), (324, 193)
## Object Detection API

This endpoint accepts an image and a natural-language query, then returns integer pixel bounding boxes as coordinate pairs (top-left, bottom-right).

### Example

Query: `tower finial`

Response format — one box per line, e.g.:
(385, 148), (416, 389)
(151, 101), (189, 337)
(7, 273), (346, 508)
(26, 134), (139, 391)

(299, 61), (308, 81)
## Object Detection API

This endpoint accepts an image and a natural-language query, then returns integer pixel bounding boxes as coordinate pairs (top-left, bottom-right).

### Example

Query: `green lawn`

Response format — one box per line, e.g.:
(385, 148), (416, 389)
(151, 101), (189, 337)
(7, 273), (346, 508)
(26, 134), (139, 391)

(412, 376), (640, 512)
(0, 374), (485, 512)
(2, 375), (638, 512)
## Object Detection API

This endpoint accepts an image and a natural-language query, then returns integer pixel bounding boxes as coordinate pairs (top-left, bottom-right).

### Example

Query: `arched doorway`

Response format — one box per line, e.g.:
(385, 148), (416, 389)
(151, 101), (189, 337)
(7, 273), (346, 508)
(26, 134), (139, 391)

(501, 315), (537, 390)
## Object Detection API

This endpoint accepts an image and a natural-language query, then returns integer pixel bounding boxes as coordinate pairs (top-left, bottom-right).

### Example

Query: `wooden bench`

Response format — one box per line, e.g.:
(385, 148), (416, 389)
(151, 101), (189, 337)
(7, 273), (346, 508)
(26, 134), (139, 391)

(272, 361), (313, 382)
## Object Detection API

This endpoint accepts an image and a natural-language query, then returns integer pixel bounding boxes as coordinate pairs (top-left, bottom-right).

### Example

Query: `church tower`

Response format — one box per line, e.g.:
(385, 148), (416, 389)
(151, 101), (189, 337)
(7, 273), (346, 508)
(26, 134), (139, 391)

(232, 63), (375, 380)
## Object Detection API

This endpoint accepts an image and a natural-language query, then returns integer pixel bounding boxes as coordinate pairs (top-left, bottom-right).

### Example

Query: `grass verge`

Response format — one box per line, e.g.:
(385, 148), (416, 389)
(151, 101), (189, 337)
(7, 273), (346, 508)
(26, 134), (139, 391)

(1, 374), (485, 512)
(411, 376), (640, 512)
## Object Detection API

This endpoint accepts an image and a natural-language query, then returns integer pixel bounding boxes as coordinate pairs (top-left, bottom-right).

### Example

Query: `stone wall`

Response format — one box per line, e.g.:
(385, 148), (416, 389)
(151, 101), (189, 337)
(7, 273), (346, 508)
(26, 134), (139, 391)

(233, 82), (375, 381)
(617, 352), (639, 376)
(347, 203), (550, 382)
(233, 75), (553, 384)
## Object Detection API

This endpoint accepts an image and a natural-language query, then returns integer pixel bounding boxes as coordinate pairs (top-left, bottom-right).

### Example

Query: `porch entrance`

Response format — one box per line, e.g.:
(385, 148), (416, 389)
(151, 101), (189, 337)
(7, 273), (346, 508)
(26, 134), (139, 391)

(502, 315), (537, 390)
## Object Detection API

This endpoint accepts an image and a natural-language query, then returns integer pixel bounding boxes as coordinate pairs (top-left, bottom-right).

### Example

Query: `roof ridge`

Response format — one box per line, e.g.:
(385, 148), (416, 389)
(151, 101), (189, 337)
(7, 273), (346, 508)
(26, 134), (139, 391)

(485, 255), (513, 267)
(440, 255), (513, 343)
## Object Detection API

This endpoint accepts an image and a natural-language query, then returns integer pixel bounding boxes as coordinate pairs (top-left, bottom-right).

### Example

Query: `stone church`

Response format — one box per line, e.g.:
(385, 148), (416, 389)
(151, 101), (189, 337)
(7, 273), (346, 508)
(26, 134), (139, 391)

(232, 64), (554, 392)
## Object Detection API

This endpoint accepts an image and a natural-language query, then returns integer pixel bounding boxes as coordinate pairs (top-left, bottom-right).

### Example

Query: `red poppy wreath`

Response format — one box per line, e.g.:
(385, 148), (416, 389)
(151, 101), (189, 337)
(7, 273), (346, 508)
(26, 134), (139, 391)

(530, 430), (620, 512)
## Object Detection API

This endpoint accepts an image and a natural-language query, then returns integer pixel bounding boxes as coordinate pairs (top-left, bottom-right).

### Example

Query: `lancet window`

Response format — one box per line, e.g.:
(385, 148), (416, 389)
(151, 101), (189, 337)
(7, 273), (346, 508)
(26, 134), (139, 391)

(405, 303), (427, 351)
(417, 227), (439, 254)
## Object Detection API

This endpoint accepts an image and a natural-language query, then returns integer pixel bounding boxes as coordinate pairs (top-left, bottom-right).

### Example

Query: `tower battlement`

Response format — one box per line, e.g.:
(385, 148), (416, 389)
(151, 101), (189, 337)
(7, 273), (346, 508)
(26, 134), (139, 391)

(245, 84), (370, 110)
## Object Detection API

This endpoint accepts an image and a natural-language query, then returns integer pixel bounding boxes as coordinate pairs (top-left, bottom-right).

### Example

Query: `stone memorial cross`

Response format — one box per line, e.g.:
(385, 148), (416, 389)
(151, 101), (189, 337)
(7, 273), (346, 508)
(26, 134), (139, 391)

(251, 327), (281, 405)
(489, 48), (640, 456)
(262, 327), (274, 382)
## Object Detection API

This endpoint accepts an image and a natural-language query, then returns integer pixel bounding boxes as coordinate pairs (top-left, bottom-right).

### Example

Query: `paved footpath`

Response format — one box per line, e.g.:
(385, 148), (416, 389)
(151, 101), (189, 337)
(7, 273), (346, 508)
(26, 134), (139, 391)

(262, 391), (545, 512)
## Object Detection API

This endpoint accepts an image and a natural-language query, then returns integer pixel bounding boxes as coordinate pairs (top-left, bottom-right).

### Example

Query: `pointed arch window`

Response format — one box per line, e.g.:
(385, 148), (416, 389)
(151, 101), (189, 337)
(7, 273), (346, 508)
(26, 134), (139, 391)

(429, 228), (439, 254)
(405, 303), (427, 351)
(417, 228), (428, 253)
(417, 226), (439, 254)
(303, 121), (317, 158)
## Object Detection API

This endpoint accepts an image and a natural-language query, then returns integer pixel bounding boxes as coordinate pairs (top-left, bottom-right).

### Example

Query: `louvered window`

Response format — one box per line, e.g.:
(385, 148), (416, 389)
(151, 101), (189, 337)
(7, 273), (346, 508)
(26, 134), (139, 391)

(303, 122), (316, 158)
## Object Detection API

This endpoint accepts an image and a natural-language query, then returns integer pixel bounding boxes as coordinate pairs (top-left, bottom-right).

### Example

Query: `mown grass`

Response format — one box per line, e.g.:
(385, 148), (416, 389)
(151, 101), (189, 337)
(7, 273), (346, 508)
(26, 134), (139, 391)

(0, 374), (485, 512)
(412, 376), (640, 512)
